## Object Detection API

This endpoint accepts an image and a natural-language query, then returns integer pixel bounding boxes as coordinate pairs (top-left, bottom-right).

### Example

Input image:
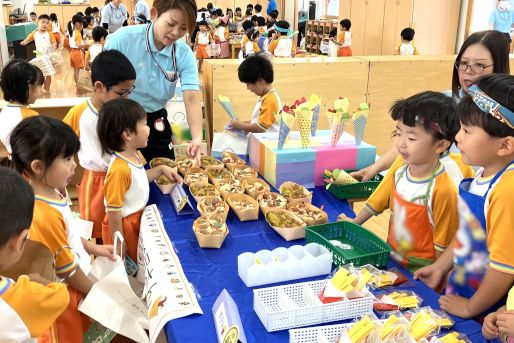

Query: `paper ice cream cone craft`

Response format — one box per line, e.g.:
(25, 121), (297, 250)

(326, 109), (335, 130)
(324, 169), (358, 190)
(334, 97), (350, 114)
(330, 111), (351, 147)
(278, 110), (296, 150)
(218, 95), (238, 120)
(305, 94), (322, 136)
(352, 103), (369, 145)
(295, 108), (314, 148)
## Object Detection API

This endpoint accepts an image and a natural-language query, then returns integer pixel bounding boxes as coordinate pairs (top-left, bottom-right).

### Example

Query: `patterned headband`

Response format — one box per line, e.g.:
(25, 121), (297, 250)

(468, 85), (514, 129)
(415, 115), (444, 136)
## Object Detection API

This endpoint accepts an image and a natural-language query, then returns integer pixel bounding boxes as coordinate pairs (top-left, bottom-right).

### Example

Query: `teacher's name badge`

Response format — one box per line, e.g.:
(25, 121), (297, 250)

(170, 183), (194, 215)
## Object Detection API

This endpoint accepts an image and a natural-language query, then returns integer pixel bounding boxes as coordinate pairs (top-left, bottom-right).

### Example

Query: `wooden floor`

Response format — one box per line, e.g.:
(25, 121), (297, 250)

(7, 55), (391, 240)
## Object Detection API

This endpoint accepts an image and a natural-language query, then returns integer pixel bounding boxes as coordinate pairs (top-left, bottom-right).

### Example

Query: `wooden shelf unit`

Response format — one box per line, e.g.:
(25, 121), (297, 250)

(304, 19), (338, 54)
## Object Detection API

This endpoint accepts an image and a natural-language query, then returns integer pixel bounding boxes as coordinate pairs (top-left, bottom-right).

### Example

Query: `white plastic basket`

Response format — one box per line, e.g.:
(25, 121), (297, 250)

(289, 323), (352, 343)
(254, 280), (374, 332)
(238, 243), (332, 287)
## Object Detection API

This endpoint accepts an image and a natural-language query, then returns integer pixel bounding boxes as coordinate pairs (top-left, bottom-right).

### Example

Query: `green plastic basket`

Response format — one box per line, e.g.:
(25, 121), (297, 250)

(324, 172), (384, 200)
(306, 221), (391, 268)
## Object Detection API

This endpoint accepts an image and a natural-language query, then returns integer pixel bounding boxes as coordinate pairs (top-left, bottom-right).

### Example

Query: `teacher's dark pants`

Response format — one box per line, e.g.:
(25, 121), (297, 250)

(140, 108), (174, 162)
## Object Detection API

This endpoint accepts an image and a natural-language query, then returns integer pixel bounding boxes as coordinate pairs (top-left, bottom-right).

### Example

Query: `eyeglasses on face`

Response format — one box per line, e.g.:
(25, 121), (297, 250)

(108, 85), (136, 97)
(454, 61), (494, 74)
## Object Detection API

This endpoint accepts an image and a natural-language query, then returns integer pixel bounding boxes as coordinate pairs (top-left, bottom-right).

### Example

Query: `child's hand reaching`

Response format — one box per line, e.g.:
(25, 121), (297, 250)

(92, 244), (117, 261)
(229, 119), (242, 130)
(497, 311), (514, 338)
(161, 165), (183, 184)
(439, 294), (472, 318)
(336, 213), (352, 222)
(413, 263), (446, 291)
(483, 311), (500, 339)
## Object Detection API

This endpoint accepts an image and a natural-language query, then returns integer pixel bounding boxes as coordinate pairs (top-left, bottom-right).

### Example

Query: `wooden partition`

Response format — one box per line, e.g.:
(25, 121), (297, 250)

(203, 55), (462, 155)
(202, 57), (369, 147)
(356, 55), (456, 154)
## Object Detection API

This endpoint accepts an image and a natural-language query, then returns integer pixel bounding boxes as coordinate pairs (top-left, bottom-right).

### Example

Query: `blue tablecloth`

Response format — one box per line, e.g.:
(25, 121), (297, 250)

(148, 185), (487, 343)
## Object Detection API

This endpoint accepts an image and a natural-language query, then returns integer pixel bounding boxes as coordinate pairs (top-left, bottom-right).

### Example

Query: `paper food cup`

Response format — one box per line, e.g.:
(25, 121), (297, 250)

(286, 200), (328, 226)
(196, 196), (229, 222)
(257, 192), (288, 215)
(193, 215), (229, 248)
(176, 157), (196, 176)
(265, 209), (307, 241)
(189, 182), (220, 203)
(231, 165), (258, 181)
(215, 178), (245, 201)
(149, 157), (178, 194)
(226, 193), (259, 221)
(200, 156), (224, 170)
(222, 151), (245, 170)
(206, 165), (234, 184)
(279, 181), (313, 204)
(242, 177), (271, 199)
(184, 167), (209, 186)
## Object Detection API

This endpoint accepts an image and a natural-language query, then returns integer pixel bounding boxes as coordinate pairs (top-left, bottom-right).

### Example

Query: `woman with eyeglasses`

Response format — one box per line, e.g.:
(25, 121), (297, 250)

(101, 0), (129, 34)
(350, 30), (510, 181)
(105, 0), (203, 164)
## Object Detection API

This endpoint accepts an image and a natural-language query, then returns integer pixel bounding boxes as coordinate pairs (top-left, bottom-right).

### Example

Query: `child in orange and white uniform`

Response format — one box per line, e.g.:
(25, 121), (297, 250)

(195, 20), (213, 71)
(415, 74), (514, 319)
(338, 92), (474, 272)
(268, 20), (294, 57)
(216, 16), (230, 58)
(49, 13), (64, 46)
(98, 98), (183, 261)
(68, 14), (89, 94)
(0, 167), (69, 342)
(21, 14), (57, 95)
(64, 50), (136, 241)
(0, 59), (43, 154)
(243, 29), (261, 57)
(9, 116), (116, 342)
(333, 18), (352, 56)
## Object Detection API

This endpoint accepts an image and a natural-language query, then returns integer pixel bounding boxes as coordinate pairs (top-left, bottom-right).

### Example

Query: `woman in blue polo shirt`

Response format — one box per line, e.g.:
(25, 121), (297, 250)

(105, 0), (203, 163)
(101, 0), (129, 34)
(489, 0), (514, 42)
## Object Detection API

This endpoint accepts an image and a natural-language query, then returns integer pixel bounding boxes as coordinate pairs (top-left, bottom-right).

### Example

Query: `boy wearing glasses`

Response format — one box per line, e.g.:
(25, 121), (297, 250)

(63, 50), (136, 241)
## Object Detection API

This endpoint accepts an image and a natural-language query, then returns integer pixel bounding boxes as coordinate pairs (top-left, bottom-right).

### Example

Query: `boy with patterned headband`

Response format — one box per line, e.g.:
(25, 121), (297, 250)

(415, 74), (514, 319)
(339, 91), (473, 272)
(268, 20), (294, 57)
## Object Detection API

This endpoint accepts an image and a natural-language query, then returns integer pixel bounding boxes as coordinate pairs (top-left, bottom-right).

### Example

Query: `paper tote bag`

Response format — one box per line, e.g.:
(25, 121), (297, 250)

(78, 233), (149, 343)
(211, 131), (248, 156)
(77, 69), (93, 93)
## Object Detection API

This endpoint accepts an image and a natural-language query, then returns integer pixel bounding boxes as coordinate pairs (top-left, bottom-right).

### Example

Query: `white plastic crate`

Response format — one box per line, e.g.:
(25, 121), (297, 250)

(238, 243), (332, 287)
(254, 280), (374, 332)
(289, 323), (352, 343)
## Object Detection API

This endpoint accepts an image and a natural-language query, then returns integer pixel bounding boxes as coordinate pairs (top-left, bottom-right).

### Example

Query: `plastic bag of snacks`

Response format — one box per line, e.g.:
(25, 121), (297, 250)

(373, 290), (423, 311)
(406, 307), (442, 342)
(319, 265), (367, 304)
(337, 314), (380, 343)
(429, 331), (471, 343)
(378, 311), (410, 342)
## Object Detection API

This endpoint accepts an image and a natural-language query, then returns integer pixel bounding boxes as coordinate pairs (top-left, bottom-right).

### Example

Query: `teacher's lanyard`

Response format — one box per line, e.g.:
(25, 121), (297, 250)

(145, 24), (178, 82)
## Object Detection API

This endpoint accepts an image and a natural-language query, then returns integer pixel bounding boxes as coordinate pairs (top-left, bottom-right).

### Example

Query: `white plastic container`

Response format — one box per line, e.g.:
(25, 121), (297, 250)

(238, 243), (332, 287)
(254, 280), (374, 332)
